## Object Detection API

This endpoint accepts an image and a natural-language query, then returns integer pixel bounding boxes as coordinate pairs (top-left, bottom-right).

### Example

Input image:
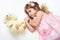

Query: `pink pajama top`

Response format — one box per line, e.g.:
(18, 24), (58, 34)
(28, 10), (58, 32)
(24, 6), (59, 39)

(36, 13), (60, 40)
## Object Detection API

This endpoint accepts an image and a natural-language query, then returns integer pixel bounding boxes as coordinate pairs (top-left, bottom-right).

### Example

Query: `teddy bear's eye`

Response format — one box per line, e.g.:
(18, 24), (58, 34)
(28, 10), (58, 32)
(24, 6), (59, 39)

(10, 24), (13, 28)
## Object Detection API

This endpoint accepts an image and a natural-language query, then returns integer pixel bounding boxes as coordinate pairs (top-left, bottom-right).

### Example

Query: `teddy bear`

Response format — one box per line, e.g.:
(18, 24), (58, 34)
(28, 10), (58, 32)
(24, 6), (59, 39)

(4, 14), (26, 35)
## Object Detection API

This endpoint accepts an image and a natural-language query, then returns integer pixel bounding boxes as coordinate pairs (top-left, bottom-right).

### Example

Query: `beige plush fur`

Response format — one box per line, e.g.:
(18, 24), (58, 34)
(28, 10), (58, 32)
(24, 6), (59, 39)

(4, 14), (26, 35)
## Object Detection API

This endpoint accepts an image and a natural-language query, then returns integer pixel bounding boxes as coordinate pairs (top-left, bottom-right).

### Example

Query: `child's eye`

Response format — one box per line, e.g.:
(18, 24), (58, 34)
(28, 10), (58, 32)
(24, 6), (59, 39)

(29, 10), (31, 12)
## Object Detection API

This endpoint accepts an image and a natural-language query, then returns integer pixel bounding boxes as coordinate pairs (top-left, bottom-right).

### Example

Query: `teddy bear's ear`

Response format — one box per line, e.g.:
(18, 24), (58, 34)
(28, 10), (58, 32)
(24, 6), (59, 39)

(4, 14), (17, 23)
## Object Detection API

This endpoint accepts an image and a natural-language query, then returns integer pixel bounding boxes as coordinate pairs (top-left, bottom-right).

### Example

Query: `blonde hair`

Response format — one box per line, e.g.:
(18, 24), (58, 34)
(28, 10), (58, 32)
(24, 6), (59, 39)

(40, 4), (51, 14)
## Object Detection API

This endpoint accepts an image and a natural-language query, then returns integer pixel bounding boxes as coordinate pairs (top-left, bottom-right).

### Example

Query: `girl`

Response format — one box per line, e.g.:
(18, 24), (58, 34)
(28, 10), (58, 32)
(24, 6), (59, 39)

(24, 1), (60, 40)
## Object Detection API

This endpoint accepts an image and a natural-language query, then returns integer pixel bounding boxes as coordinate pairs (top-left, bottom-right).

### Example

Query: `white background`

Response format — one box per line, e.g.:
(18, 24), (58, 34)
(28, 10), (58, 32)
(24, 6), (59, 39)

(0, 0), (60, 40)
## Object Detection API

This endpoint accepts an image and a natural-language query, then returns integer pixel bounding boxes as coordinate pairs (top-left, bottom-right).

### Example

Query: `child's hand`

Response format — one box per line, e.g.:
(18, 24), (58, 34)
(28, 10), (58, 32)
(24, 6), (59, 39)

(24, 17), (30, 22)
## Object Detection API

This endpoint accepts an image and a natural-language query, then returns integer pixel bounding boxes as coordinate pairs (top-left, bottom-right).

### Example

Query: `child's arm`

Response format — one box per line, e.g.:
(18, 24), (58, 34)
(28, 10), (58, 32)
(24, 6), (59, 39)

(25, 21), (35, 32)
(29, 11), (44, 27)
(24, 17), (35, 32)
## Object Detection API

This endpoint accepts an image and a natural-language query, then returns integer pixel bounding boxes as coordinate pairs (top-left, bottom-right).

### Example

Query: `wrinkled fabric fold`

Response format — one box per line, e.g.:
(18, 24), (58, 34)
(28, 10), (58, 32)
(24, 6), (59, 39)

(36, 13), (60, 40)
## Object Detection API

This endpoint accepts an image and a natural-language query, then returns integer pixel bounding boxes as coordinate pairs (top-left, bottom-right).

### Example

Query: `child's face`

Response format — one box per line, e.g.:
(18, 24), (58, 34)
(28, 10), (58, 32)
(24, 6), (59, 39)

(26, 8), (37, 18)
